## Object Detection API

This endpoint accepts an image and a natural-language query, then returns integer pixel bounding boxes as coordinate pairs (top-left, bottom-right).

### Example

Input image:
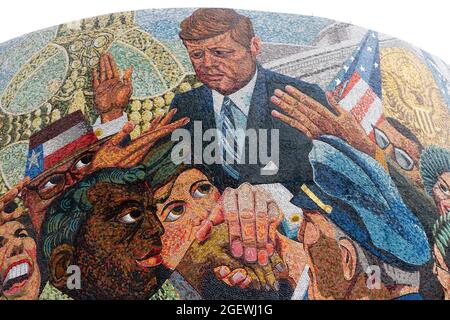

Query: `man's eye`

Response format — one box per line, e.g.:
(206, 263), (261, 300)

(191, 51), (204, 59)
(42, 176), (63, 190)
(439, 183), (449, 195)
(17, 231), (28, 238)
(119, 209), (143, 224)
(74, 154), (94, 170)
(192, 183), (212, 198)
(213, 50), (228, 57)
(164, 204), (185, 222)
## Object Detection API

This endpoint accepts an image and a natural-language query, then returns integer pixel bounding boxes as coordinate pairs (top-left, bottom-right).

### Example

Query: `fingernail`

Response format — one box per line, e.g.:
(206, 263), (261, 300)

(271, 96), (280, 104)
(274, 281), (280, 291)
(219, 266), (229, 278)
(274, 89), (283, 97)
(231, 272), (245, 284)
(257, 250), (269, 266)
(231, 240), (244, 258)
(285, 85), (294, 92)
(244, 247), (257, 263)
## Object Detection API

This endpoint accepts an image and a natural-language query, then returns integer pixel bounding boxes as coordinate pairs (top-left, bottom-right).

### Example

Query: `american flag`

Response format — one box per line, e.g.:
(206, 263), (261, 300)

(422, 50), (450, 112)
(327, 31), (383, 140)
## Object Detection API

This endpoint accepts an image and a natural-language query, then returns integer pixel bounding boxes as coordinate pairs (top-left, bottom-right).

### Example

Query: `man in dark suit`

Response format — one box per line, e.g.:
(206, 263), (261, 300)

(170, 8), (330, 190)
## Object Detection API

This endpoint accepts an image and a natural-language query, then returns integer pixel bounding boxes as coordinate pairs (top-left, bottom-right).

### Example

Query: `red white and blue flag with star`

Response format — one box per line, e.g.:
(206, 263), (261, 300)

(24, 111), (98, 179)
(327, 31), (383, 141)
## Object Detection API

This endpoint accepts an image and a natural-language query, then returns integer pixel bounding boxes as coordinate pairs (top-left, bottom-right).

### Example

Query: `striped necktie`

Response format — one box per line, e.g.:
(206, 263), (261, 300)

(219, 96), (241, 179)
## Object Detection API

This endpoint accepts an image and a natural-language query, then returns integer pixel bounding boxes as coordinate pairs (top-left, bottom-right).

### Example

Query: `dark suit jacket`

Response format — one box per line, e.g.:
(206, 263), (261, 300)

(170, 64), (331, 191)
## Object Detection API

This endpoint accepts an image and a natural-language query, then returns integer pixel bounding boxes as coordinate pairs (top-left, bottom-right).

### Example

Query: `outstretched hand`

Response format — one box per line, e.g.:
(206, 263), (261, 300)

(90, 108), (189, 170)
(195, 183), (283, 267)
(270, 85), (376, 157)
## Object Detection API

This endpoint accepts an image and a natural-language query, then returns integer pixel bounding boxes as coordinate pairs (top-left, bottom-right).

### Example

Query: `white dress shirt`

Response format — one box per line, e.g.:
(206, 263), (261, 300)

(211, 69), (258, 158)
(93, 112), (128, 140)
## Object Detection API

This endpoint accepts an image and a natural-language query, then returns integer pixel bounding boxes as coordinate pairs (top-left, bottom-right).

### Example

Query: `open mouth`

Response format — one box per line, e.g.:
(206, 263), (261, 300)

(2, 260), (33, 294)
(136, 247), (163, 268)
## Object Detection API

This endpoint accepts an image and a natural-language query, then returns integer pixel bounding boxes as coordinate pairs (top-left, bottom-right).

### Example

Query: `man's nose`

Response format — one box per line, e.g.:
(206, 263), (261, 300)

(8, 241), (24, 258)
(65, 172), (76, 187)
(141, 212), (165, 240)
(203, 51), (217, 68)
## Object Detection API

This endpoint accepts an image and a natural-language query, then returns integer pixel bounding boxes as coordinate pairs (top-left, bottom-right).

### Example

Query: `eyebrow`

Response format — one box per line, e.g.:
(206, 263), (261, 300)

(14, 228), (27, 237)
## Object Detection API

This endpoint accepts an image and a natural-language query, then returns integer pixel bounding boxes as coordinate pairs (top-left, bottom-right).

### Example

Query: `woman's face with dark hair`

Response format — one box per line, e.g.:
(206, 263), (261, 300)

(0, 220), (40, 300)
(154, 168), (220, 270)
(432, 172), (450, 216)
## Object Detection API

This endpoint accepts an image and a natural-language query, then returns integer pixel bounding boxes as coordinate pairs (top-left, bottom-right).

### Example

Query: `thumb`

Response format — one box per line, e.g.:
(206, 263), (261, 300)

(326, 91), (344, 116)
(195, 205), (224, 242)
(109, 121), (134, 146)
(123, 67), (133, 85)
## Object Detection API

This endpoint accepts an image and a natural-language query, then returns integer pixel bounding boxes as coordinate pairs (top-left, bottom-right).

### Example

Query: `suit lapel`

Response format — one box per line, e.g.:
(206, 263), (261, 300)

(247, 65), (271, 130)
(198, 85), (216, 131)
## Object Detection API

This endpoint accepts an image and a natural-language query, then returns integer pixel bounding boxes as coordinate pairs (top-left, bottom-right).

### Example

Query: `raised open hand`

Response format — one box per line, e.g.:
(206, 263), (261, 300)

(0, 177), (30, 225)
(90, 108), (189, 170)
(92, 53), (133, 122)
(271, 85), (376, 157)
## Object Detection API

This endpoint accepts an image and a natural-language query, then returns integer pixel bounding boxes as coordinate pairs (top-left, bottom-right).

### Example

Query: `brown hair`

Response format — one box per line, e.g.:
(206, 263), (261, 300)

(179, 8), (255, 48)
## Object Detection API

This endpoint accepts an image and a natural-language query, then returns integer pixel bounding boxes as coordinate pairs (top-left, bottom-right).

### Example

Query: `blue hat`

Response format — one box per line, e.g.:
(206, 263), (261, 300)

(291, 135), (431, 268)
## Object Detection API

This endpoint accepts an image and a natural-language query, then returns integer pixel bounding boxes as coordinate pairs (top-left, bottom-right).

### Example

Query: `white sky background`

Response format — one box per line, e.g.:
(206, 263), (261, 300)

(0, 0), (449, 63)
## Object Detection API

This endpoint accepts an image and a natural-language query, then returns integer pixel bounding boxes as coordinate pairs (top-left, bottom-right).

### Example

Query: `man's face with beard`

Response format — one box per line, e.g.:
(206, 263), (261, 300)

(297, 211), (356, 300)
(50, 181), (167, 300)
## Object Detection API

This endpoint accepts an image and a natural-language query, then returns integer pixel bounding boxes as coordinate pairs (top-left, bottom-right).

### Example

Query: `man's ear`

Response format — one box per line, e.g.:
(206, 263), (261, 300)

(250, 37), (261, 57)
(49, 244), (75, 289)
(338, 238), (358, 281)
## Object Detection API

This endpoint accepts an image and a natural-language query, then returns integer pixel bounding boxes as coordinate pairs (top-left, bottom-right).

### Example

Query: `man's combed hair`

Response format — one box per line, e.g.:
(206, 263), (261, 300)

(179, 8), (255, 48)
(419, 145), (450, 196)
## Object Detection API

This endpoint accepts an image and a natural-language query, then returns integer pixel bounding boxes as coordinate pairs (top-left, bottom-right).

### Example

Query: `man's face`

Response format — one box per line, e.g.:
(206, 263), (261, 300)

(297, 211), (352, 300)
(72, 181), (166, 299)
(184, 32), (260, 95)
(23, 147), (99, 236)
(432, 172), (450, 216)
(0, 221), (40, 300)
(155, 168), (220, 270)
(376, 121), (422, 185)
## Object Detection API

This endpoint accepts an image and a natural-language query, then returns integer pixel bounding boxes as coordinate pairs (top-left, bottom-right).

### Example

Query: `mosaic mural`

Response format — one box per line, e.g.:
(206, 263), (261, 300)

(0, 8), (449, 300)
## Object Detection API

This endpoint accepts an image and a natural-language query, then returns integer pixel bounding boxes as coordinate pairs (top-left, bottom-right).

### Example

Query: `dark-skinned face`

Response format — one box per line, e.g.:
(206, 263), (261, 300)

(71, 181), (166, 300)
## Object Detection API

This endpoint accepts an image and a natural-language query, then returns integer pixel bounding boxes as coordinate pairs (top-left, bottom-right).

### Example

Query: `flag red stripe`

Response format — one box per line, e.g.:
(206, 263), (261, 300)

(341, 72), (361, 99)
(350, 87), (376, 122)
(30, 111), (87, 149)
(44, 133), (98, 169)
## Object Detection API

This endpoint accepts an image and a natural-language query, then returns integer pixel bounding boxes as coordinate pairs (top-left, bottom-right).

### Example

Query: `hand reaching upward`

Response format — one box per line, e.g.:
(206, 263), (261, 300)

(92, 53), (133, 123)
